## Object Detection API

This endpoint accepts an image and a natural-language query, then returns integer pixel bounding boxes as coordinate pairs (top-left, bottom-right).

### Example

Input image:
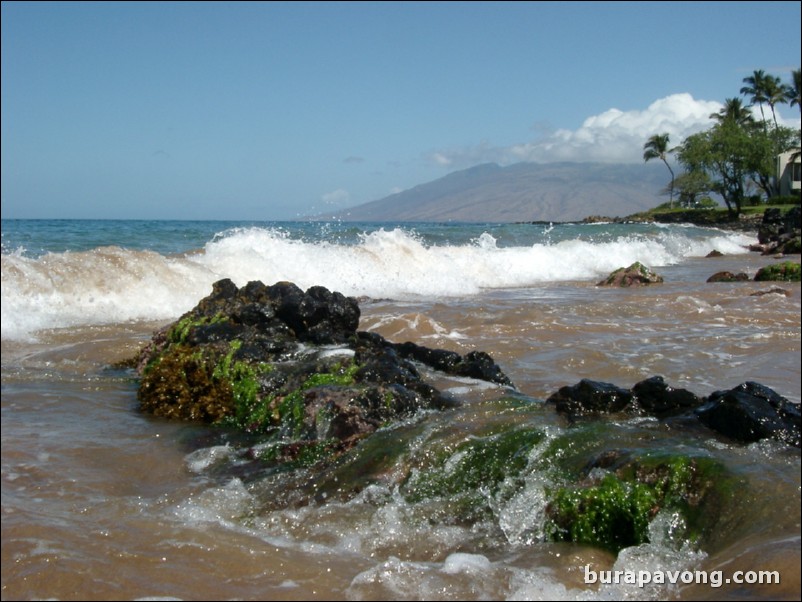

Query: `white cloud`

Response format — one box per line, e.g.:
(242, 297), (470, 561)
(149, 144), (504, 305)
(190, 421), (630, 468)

(429, 93), (732, 168)
(521, 94), (723, 163)
(431, 152), (453, 166)
(321, 188), (350, 205)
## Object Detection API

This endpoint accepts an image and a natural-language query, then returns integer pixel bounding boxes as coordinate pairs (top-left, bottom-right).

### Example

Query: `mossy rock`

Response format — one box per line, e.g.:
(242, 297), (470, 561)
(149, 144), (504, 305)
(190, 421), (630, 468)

(134, 279), (513, 482)
(597, 262), (664, 287)
(781, 236), (801, 254)
(401, 426), (546, 521)
(544, 453), (738, 553)
(754, 261), (801, 282)
(138, 343), (239, 422)
(546, 474), (657, 551)
(138, 336), (358, 436)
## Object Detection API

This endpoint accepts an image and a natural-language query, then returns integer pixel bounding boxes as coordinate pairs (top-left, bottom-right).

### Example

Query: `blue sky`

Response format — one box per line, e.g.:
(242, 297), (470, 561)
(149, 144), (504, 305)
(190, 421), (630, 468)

(2, 1), (800, 220)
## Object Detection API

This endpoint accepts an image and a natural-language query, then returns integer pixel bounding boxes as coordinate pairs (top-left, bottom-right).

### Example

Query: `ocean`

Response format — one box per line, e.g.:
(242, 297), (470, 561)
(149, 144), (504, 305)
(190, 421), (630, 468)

(1, 219), (800, 601)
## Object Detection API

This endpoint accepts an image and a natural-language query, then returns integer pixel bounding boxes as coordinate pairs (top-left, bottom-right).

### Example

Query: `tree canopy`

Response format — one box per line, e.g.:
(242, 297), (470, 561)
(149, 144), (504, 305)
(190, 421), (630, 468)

(645, 68), (801, 215)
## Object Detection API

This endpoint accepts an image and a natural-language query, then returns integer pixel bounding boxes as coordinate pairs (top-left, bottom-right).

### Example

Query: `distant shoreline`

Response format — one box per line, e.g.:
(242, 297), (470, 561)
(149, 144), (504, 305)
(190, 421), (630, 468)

(590, 210), (763, 232)
(517, 209), (769, 233)
(515, 214), (761, 232)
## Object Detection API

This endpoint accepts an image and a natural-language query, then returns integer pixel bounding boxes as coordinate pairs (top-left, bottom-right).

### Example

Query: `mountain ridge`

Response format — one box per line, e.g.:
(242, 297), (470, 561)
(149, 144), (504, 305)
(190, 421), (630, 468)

(317, 161), (671, 223)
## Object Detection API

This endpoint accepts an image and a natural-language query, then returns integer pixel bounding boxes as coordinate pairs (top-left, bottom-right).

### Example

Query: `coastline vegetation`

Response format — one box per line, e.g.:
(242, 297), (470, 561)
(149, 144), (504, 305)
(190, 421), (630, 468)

(624, 199), (796, 227)
(641, 68), (801, 220)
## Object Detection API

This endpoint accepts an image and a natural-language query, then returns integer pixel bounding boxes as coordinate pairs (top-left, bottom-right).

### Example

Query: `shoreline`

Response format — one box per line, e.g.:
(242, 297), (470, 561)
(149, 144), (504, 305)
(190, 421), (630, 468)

(575, 211), (762, 232)
(584, 210), (764, 232)
(515, 209), (768, 232)
(586, 204), (799, 232)
(520, 205), (802, 235)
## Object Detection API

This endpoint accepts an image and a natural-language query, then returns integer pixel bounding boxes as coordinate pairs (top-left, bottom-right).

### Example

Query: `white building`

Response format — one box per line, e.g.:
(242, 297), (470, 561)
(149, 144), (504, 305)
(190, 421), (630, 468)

(777, 149), (801, 196)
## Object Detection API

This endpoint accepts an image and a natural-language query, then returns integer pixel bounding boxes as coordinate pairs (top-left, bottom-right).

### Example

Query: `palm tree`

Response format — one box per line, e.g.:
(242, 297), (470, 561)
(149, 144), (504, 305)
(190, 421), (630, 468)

(787, 68), (801, 114)
(762, 74), (787, 127)
(741, 69), (769, 123)
(710, 98), (754, 127)
(643, 133), (676, 208)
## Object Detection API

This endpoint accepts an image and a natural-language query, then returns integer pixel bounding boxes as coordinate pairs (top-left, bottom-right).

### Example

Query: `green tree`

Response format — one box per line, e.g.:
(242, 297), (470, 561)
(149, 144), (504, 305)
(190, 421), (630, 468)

(673, 70), (800, 214)
(643, 133), (676, 208)
(787, 68), (801, 114)
(668, 171), (714, 208)
(678, 122), (752, 215)
(710, 98), (754, 126)
(752, 125), (800, 198)
(741, 70), (791, 128)
(762, 74), (788, 128)
(678, 120), (799, 213)
(740, 69), (770, 124)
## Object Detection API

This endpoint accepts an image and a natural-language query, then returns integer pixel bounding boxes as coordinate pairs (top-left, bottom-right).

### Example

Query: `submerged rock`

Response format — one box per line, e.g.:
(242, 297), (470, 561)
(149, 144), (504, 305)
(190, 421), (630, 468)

(695, 382), (801, 448)
(401, 425), (547, 523)
(631, 375), (703, 418)
(596, 262), (664, 287)
(547, 376), (798, 448)
(134, 279), (513, 457)
(706, 271), (749, 282)
(545, 453), (739, 553)
(750, 287), (791, 297)
(546, 376), (702, 420)
(546, 379), (632, 419)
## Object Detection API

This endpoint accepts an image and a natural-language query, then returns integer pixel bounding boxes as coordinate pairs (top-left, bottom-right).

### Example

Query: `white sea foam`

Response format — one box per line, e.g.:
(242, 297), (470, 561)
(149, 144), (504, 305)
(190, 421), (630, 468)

(184, 445), (235, 474)
(0, 226), (755, 340)
(171, 478), (253, 525)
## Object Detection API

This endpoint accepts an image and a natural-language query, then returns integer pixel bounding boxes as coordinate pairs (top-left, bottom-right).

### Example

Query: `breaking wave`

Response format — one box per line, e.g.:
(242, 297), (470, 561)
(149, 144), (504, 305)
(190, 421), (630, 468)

(1, 225), (754, 340)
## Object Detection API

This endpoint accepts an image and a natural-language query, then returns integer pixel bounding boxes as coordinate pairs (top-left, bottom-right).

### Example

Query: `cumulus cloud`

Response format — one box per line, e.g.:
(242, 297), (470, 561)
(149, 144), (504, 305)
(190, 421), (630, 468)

(516, 94), (726, 163)
(429, 93), (731, 168)
(321, 188), (350, 205)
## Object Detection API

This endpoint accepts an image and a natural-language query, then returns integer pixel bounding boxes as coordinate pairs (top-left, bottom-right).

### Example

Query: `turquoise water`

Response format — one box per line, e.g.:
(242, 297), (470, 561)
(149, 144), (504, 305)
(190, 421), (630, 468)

(2, 218), (731, 256)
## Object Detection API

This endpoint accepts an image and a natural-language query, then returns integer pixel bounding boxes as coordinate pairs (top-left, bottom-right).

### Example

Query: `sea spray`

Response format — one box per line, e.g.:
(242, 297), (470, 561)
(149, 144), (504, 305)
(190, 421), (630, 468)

(2, 221), (756, 341)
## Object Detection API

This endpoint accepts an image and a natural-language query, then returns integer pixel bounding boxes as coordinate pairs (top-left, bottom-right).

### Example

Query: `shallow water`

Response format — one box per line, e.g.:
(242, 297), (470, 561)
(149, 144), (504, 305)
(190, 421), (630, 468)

(2, 220), (800, 600)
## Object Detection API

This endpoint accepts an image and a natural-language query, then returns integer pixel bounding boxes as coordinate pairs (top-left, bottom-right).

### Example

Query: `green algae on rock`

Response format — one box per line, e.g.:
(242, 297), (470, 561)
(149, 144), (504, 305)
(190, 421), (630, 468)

(754, 261), (801, 282)
(544, 453), (740, 553)
(596, 261), (664, 287)
(401, 426), (547, 522)
(133, 279), (513, 462)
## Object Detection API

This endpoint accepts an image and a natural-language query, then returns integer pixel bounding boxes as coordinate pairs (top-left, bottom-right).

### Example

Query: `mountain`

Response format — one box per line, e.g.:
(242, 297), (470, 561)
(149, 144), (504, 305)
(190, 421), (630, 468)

(318, 161), (671, 222)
